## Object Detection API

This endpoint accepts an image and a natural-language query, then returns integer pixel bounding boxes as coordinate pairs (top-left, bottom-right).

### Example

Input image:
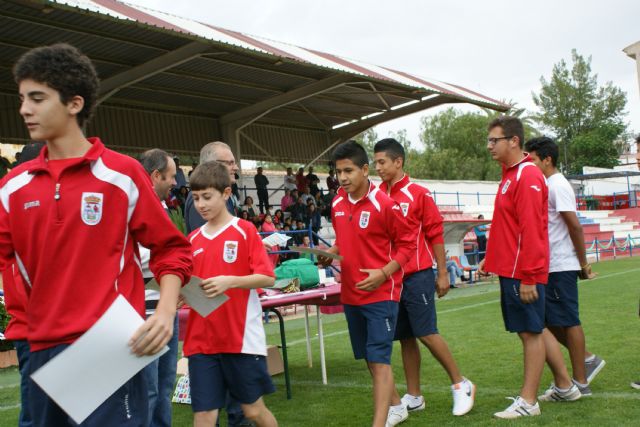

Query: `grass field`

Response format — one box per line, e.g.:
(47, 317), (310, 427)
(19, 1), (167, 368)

(1, 257), (639, 426)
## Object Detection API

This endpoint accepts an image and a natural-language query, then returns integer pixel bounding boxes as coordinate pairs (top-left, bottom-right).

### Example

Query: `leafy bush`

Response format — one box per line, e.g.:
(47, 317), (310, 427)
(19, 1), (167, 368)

(0, 296), (15, 351)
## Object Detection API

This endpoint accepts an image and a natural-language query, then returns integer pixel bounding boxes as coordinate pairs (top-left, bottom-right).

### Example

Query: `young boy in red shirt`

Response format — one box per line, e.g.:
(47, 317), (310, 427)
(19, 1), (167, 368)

(374, 138), (475, 424)
(1, 44), (192, 426)
(184, 161), (277, 427)
(318, 141), (415, 427)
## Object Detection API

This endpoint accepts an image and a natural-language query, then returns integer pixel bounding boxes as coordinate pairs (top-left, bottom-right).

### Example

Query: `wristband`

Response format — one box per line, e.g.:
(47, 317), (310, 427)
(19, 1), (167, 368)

(581, 263), (590, 269)
(380, 269), (390, 280)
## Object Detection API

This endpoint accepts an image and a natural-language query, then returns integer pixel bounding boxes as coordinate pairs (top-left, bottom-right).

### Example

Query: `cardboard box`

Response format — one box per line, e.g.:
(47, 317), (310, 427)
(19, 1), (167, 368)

(266, 345), (284, 376)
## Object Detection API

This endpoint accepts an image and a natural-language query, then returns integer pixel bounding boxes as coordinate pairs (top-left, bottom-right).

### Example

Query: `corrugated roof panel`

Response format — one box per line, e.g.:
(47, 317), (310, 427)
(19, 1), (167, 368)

(46, 0), (506, 109)
(242, 124), (331, 163)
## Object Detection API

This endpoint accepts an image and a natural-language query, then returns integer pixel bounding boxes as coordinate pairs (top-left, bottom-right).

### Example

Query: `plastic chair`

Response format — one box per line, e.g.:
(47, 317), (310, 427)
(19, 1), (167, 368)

(460, 254), (479, 283)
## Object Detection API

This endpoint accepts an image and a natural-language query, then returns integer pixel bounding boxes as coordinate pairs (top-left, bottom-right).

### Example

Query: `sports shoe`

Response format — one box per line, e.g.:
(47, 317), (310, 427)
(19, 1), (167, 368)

(573, 379), (592, 396)
(385, 404), (408, 427)
(400, 394), (425, 412)
(538, 383), (581, 402)
(451, 378), (475, 416)
(585, 355), (606, 384)
(493, 396), (541, 419)
(631, 381), (640, 390)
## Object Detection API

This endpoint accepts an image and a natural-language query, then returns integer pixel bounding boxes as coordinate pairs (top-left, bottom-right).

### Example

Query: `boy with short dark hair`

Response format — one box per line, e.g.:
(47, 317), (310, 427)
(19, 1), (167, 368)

(526, 136), (603, 398)
(185, 161), (277, 427)
(1, 43), (192, 426)
(317, 141), (415, 427)
(374, 138), (475, 424)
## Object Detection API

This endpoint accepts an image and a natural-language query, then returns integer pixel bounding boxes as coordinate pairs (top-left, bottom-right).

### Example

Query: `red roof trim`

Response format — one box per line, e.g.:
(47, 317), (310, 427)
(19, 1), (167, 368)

(203, 24), (307, 63)
(93, 0), (194, 35)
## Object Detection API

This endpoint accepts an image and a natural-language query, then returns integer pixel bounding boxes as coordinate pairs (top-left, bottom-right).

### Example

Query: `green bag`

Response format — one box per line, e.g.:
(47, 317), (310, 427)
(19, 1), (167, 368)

(274, 259), (320, 288)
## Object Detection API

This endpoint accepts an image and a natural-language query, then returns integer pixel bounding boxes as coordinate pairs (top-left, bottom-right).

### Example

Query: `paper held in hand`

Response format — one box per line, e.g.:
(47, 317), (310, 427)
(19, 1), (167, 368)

(290, 246), (343, 261)
(262, 232), (292, 247)
(180, 276), (229, 317)
(145, 276), (229, 318)
(30, 295), (168, 424)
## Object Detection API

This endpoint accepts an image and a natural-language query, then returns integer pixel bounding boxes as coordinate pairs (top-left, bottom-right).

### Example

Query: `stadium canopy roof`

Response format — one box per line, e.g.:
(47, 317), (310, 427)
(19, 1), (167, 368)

(0, 0), (509, 164)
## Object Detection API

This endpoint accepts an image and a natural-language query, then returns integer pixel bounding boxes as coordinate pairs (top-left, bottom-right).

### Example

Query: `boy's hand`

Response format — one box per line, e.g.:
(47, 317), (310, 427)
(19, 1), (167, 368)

(201, 276), (234, 298)
(129, 307), (175, 357)
(355, 269), (386, 291)
(520, 283), (538, 304)
(436, 270), (450, 298)
(317, 246), (339, 268)
(477, 259), (488, 276)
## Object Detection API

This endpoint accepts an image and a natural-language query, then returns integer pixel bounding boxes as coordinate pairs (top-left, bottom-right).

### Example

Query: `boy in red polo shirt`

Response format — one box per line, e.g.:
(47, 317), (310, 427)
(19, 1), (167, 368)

(318, 141), (415, 427)
(184, 161), (277, 427)
(374, 138), (475, 424)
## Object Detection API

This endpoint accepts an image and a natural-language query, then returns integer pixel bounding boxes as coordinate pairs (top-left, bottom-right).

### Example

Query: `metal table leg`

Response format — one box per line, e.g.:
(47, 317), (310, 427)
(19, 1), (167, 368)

(304, 306), (313, 367)
(267, 308), (291, 399)
(316, 305), (327, 385)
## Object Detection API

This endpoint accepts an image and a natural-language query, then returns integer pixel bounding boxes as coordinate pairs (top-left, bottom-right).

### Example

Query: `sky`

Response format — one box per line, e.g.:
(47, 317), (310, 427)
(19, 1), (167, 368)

(126, 0), (640, 151)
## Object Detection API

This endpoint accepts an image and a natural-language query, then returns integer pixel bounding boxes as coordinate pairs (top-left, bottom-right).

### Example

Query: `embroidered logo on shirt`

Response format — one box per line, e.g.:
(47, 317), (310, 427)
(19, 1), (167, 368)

(501, 179), (511, 195)
(399, 202), (409, 217)
(223, 241), (238, 263)
(81, 192), (103, 226)
(24, 200), (40, 210)
(193, 248), (204, 257)
(359, 211), (370, 229)
(530, 185), (541, 192)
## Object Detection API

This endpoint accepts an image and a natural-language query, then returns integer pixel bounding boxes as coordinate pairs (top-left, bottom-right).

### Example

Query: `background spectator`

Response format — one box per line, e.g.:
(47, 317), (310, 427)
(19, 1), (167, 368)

(281, 188), (294, 211)
(241, 196), (257, 220)
(295, 167), (306, 192)
(474, 214), (488, 261)
(326, 169), (339, 192)
(284, 166), (297, 191)
(306, 166), (320, 195)
(254, 166), (270, 214)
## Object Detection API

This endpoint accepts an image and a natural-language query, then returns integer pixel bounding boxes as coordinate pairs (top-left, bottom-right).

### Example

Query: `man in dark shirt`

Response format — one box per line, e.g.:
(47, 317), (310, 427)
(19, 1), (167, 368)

(254, 166), (270, 214)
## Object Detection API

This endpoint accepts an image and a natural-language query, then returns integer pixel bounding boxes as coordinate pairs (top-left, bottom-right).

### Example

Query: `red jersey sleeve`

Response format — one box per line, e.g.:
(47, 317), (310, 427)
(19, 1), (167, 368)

(247, 225), (275, 277)
(128, 163), (193, 285)
(421, 191), (444, 246)
(0, 176), (14, 271)
(386, 201), (416, 267)
(513, 168), (548, 285)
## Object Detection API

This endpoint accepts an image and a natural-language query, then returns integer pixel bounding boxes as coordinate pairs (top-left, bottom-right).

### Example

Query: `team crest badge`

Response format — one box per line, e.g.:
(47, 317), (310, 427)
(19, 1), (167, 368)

(501, 179), (511, 195)
(399, 203), (410, 217)
(81, 192), (103, 226)
(359, 211), (370, 229)
(223, 241), (238, 263)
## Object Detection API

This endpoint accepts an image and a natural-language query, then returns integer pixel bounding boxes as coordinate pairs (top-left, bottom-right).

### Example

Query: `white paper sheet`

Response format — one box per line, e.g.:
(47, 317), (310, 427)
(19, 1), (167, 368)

(262, 232), (292, 246)
(180, 276), (229, 317)
(30, 295), (168, 424)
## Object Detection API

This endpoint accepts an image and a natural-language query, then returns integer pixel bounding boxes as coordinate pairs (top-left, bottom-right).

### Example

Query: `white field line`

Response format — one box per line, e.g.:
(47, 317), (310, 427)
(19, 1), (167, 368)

(285, 267), (640, 348)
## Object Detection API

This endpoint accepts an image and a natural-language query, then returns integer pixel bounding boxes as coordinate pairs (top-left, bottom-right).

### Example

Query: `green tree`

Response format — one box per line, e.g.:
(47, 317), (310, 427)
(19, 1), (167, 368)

(532, 49), (627, 173)
(353, 128), (378, 160)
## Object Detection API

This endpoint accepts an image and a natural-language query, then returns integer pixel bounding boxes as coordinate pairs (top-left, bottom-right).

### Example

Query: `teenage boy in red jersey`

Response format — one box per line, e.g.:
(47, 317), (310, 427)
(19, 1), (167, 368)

(0, 44), (192, 426)
(374, 138), (475, 424)
(478, 116), (549, 419)
(184, 161), (277, 427)
(317, 141), (415, 427)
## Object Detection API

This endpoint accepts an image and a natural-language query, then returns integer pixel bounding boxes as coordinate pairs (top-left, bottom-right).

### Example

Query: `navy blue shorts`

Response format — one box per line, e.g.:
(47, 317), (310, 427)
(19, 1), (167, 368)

(29, 344), (147, 427)
(188, 353), (275, 412)
(343, 301), (398, 365)
(545, 271), (581, 327)
(395, 268), (438, 340)
(499, 277), (546, 333)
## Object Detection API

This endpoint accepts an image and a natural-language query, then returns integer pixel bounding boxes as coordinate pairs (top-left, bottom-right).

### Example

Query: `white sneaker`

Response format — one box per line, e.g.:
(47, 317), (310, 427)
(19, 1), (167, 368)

(538, 383), (581, 402)
(400, 393), (425, 412)
(493, 396), (541, 419)
(451, 378), (475, 416)
(385, 404), (408, 427)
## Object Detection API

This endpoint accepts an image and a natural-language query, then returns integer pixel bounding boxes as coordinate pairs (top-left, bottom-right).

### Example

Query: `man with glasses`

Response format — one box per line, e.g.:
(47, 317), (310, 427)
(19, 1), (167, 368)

(185, 142), (239, 233)
(479, 116), (552, 419)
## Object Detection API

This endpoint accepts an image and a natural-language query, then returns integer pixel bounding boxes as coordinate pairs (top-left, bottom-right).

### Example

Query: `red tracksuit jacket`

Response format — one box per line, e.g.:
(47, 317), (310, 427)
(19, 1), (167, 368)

(331, 182), (416, 305)
(379, 175), (444, 276)
(484, 154), (549, 285)
(0, 138), (193, 351)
